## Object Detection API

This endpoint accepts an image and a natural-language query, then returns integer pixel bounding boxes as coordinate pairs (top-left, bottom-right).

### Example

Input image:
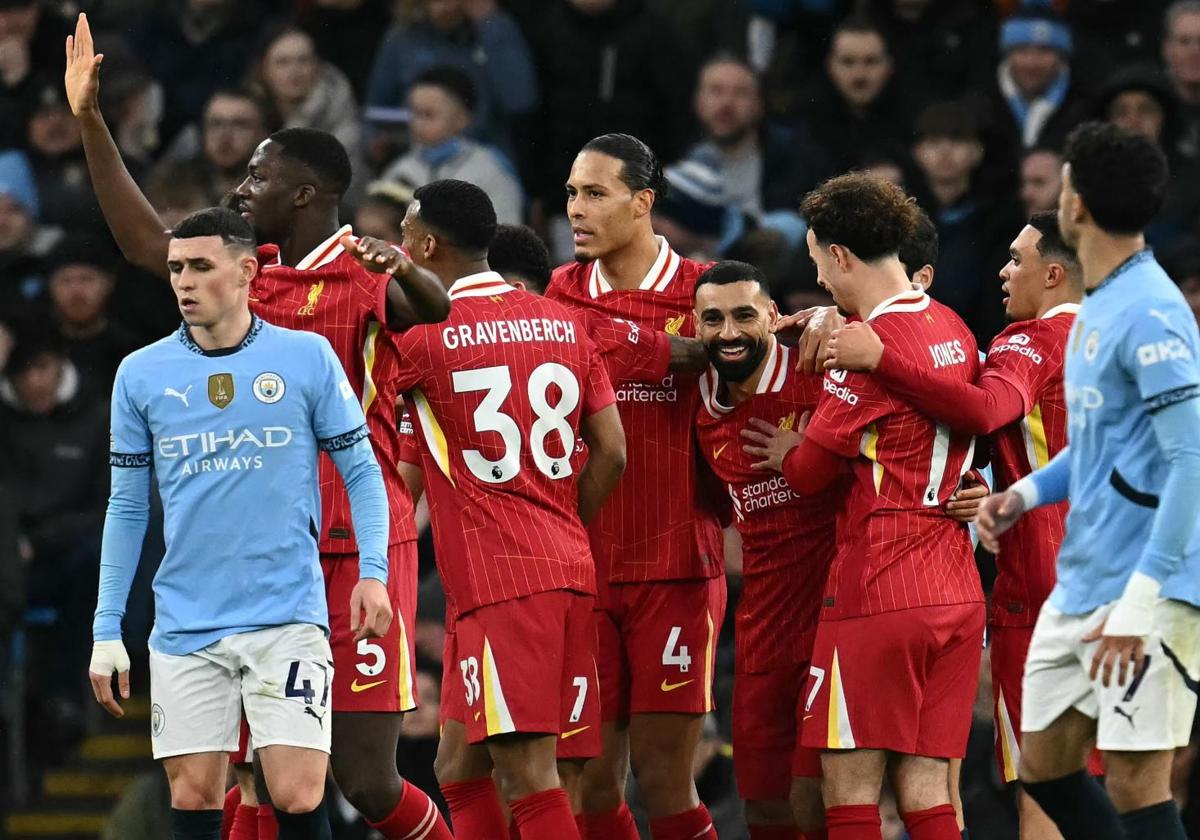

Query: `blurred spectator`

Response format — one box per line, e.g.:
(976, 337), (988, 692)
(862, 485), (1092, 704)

(0, 328), (108, 714)
(798, 16), (916, 175)
(381, 66), (524, 223)
(525, 0), (693, 213)
(0, 0), (72, 148)
(293, 0), (393, 97)
(1018, 146), (1062, 215)
(652, 154), (734, 262)
(1163, 0), (1200, 160)
(93, 35), (164, 171)
(645, 0), (751, 63)
(1068, 0), (1166, 89)
(1093, 63), (1200, 249)
(865, 0), (999, 104)
(127, 0), (270, 148)
(45, 235), (141, 396)
(251, 25), (361, 162)
(970, 8), (1088, 194)
(365, 0), (539, 149)
(354, 180), (413, 243)
(25, 77), (108, 234)
(0, 149), (54, 317)
(1163, 234), (1200, 324)
(687, 53), (830, 218)
(154, 88), (275, 206)
(912, 101), (1021, 345)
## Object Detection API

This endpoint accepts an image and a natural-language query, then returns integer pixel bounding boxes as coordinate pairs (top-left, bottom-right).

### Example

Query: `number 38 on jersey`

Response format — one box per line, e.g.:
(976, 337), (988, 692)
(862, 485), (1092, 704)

(453, 362), (581, 484)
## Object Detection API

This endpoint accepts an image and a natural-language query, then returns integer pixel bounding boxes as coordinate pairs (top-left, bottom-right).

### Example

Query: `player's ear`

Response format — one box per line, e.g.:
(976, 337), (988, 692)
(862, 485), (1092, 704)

(767, 300), (779, 326)
(632, 187), (654, 219)
(240, 255), (258, 285)
(508, 278), (528, 292)
(294, 184), (316, 208)
(1045, 262), (1065, 289)
(829, 243), (852, 272)
(421, 232), (438, 262)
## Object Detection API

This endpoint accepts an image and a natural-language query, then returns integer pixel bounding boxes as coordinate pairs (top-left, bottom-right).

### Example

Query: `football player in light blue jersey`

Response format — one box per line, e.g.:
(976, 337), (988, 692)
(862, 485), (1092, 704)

(977, 123), (1200, 840)
(87, 208), (392, 840)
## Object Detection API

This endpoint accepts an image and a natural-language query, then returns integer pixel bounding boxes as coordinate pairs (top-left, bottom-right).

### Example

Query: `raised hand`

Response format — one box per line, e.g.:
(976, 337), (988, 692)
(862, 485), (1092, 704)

(340, 235), (413, 277)
(64, 13), (104, 117)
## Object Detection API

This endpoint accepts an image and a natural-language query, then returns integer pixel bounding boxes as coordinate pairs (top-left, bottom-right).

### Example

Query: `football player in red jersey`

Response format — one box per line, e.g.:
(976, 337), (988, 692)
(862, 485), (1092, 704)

(547, 134), (727, 840)
(384, 179), (627, 840)
(744, 175), (984, 840)
(824, 211), (1084, 840)
(65, 16), (455, 840)
(692, 260), (838, 840)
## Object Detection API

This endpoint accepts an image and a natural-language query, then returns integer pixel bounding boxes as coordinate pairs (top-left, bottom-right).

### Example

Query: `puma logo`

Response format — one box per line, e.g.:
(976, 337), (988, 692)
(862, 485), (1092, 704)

(304, 707), (326, 730)
(1113, 706), (1138, 729)
(164, 386), (192, 407)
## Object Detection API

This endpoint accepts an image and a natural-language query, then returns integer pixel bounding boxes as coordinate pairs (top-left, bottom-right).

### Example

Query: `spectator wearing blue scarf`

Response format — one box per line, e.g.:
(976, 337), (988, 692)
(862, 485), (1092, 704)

(969, 8), (1090, 199)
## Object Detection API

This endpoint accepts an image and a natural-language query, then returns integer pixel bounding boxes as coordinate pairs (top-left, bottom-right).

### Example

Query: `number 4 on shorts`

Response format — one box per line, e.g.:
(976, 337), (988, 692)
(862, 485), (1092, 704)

(662, 626), (691, 672)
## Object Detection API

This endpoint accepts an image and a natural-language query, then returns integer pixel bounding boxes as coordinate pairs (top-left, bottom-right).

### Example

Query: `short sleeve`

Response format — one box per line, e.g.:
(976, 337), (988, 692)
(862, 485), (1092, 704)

(391, 326), (429, 395)
(348, 243), (392, 327)
(310, 337), (371, 450)
(982, 320), (1063, 413)
(581, 334), (618, 417)
(1122, 303), (1200, 412)
(803, 368), (893, 458)
(109, 364), (152, 468)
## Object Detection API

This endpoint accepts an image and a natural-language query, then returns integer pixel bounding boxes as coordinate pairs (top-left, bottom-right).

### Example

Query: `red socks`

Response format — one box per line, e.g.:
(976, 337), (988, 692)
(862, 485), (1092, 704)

(749, 825), (801, 839)
(826, 804), (881, 840)
(582, 803), (639, 840)
(221, 787), (241, 840)
(256, 805), (277, 840)
(369, 781), (454, 840)
(229, 804), (258, 840)
(649, 804), (718, 840)
(441, 778), (510, 839)
(510, 788), (580, 839)
(901, 805), (961, 840)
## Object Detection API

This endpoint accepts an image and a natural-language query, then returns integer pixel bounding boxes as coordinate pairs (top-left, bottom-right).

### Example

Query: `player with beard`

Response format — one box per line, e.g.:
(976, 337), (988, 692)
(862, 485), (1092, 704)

(65, 16), (454, 840)
(546, 133), (726, 840)
(693, 260), (837, 840)
(825, 212), (1084, 840)
(744, 175), (983, 840)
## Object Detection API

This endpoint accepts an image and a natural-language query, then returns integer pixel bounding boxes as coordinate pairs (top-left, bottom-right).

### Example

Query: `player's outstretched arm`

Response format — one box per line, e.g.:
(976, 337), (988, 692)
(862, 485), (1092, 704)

(338, 236), (451, 328)
(667, 336), (708, 374)
(91, 458), (152, 718)
(328, 437), (394, 640)
(826, 322), (1026, 436)
(578, 404), (626, 525)
(65, 13), (170, 277)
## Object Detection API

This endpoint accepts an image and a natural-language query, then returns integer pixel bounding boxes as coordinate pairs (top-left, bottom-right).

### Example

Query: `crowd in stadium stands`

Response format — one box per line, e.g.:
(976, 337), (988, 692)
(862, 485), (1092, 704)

(2, 0), (1200, 837)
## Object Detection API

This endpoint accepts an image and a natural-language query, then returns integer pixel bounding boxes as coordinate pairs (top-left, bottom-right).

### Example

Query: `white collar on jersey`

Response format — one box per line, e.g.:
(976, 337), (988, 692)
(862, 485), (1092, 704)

(291, 224), (354, 271)
(1041, 302), (1081, 319)
(588, 235), (681, 298)
(699, 336), (789, 417)
(866, 287), (930, 321)
(448, 271), (515, 300)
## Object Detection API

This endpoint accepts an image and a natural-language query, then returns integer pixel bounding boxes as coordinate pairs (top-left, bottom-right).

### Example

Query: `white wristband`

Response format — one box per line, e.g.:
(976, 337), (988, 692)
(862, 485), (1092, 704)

(1009, 477), (1040, 511)
(1104, 571), (1162, 638)
(89, 639), (130, 676)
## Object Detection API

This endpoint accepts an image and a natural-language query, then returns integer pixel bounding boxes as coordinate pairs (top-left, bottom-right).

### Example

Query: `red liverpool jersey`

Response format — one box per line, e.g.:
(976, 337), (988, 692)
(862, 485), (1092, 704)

(252, 225), (414, 552)
(983, 304), (1077, 627)
(392, 272), (615, 613)
(696, 339), (842, 667)
(546, 237), (724, 583)
(804, 289), (984, 619)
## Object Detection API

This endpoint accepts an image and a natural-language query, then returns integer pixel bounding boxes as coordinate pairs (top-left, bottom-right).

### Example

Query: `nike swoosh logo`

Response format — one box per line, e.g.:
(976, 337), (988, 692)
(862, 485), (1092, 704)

(804, 714), (814, 721)
(350, 679), (386, 693)
(474, 711), (481, 721)
(713, 443), (728, 459)
(561, 726), (590, 739)
(660, 678), (694, 692)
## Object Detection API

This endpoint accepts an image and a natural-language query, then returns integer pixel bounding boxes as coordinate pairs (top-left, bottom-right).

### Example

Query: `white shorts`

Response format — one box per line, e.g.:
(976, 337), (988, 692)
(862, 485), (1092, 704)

(1022, 599), (1200, 752)
(149, 624), (333, 759)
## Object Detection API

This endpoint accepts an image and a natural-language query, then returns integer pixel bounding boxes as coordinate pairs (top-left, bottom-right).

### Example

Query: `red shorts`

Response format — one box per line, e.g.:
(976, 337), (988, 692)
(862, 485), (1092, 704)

(323, 542), (419, 713)
(231, 717), (252, 764)
(990, 623), (1105, 780)
(733, 665), (822, 801)
(595, 576), (727, 721)
(455, 590), (600, 758)
(801, 603), (985, 758)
